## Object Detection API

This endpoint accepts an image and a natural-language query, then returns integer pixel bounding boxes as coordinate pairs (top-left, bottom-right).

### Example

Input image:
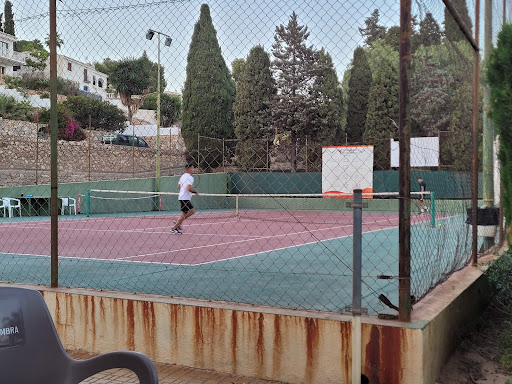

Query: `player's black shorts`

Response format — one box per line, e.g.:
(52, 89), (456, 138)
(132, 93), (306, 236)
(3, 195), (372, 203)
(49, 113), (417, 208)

(180, 200), (194, 213)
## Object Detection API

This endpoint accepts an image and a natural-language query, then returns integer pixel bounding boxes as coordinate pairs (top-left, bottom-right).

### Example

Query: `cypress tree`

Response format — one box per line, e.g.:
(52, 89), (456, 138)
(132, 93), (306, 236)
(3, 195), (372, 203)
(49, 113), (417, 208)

(363, 57), (399, 170)
(4, 1), (14, 36)
(487, 24), (512, 235)
(307, 49), (344, 169)
(233, 46), (275, 170)
(231, 58), (246, 83)
(182, 4), (235, 169)
(411, 51), (453, 137)
(444, 0), (472, 42)
(271, 12), (319, 172)
(346, 47), (372, 143)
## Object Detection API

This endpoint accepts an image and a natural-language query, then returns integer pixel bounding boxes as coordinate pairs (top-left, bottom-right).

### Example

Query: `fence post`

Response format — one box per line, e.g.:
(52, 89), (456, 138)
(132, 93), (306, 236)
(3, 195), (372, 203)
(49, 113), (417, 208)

(197, 133), (200, 168)
(35, 116), (39, 185)
(352, 189), (363, 384)
(88, 115), (91, 181)
(305, 136), (308, 172)
(399, 0), (412, 321)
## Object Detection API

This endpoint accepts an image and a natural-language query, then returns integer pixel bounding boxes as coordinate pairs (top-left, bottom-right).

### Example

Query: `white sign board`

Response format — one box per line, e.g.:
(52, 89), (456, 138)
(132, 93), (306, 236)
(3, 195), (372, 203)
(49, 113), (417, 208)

(390, 137), (439, 167)
(322, 146), (374, 194)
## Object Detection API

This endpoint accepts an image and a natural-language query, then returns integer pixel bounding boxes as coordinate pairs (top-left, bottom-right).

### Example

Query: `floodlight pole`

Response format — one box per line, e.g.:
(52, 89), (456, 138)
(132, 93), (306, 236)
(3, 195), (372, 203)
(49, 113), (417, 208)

(146, 29), (171, 192)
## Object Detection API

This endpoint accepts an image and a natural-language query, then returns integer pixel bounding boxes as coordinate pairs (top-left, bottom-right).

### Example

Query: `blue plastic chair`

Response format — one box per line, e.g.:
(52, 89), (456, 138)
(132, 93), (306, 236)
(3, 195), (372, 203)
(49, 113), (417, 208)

(0, 286), (158, 384)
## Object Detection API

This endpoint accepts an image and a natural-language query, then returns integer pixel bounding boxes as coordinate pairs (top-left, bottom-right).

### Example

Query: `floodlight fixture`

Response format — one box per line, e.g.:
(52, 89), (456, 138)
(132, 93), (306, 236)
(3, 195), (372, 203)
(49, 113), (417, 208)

(164, 37), (172, 47)
(146, 29), (155, 40)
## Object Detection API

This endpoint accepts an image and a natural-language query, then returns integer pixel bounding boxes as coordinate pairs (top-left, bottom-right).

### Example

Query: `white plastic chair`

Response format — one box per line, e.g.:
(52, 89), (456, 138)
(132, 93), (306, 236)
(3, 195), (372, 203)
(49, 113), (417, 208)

(1, 197), (21, 218)
(60, 197), (77, 215)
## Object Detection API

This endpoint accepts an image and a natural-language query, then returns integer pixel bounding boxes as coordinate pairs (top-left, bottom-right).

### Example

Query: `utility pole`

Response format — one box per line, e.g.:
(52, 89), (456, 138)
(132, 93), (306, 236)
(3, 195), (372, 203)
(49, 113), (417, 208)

(482, 0), (494, 251)
(49, 0), (58, 287)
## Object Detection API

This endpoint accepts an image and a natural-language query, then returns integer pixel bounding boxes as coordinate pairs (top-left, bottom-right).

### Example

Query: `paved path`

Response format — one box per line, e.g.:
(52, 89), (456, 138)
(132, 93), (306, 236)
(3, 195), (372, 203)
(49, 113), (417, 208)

(69, 350), (286, 384)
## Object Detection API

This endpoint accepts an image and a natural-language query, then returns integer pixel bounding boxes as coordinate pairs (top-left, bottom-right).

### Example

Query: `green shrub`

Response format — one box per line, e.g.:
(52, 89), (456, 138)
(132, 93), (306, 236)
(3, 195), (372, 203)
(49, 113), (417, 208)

(141, 93), (181, 127)
(37, 104), (85, 141)
(0, 94), (34, 121)
(63, 96), (127, 131)
(56, 77), (80, 96)
(485, 250), (512, 304)
(3, 76), (24, 89)
(21, 76), (50, 91)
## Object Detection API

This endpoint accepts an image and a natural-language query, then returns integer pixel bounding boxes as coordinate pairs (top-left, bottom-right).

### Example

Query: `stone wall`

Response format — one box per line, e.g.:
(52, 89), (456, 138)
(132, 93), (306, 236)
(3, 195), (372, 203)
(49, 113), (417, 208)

(0, 119), (186, 187)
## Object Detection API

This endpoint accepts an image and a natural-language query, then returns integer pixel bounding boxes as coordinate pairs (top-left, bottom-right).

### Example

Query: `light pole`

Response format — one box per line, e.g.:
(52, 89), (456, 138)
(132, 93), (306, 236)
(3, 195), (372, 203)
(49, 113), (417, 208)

(146, 29), (172, 192)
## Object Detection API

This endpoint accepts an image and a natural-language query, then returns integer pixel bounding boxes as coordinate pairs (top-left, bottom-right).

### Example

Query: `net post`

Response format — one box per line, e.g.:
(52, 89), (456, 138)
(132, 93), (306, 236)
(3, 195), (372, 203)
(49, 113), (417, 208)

(86, 189), (90, 217)
(430, 192), (435, 227)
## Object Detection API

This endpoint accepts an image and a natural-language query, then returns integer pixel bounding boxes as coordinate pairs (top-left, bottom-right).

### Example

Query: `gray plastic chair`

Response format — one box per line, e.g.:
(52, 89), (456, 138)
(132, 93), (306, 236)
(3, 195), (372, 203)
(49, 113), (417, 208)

(0, 286), (158, 384)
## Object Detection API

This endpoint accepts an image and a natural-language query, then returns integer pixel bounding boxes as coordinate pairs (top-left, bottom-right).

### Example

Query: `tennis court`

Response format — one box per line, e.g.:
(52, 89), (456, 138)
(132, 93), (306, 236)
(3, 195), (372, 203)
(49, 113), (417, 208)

(0, 190), (471, 314)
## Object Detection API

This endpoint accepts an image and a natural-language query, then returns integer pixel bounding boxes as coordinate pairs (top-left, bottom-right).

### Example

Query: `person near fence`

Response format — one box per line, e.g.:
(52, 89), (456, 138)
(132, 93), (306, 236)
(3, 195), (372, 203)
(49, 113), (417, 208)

(417, 177), (428, 214)
(171, 164), (199, 234)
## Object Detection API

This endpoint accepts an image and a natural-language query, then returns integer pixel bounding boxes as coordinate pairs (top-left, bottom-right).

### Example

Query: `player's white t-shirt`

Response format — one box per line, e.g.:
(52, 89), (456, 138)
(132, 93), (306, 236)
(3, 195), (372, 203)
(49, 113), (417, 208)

(178, 173), (194, 200)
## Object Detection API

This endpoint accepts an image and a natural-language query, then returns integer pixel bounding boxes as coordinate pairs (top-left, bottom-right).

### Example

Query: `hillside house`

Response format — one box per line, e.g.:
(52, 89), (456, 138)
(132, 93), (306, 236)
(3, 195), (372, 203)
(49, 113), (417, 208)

(0, 31), (25, 77)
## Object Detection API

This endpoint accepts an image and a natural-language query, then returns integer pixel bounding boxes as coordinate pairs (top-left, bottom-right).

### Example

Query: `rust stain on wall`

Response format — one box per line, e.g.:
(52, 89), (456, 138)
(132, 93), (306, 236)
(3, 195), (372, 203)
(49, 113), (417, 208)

(194, 306), (205, 367)
(272, 314), (282, 375)
(141, 301), (156, 358)
(231, 311), (238, 373)
(89, 295), (96, 346)
(340, 321), (351, 379)
(126, 299), (135, 351)
(305, 317), (319, 383)
(364, 325), (403, 384)
(99, 297), (106, 323)
(257, 312), (264, 370)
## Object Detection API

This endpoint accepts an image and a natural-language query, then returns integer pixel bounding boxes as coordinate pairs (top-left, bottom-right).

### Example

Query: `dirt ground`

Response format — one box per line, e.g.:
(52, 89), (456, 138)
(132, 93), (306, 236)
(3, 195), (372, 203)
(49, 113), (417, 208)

(437, 303), (512, 384)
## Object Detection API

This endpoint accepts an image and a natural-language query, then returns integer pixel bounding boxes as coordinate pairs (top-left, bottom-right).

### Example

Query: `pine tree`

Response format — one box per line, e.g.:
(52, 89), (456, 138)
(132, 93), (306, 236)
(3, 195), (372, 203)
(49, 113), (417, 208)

(346, 47), (372, 143)
(4, 1), (14, 36)
(444, 0), (472, 42)
(363, 57), (399, 170)
(182, 4), (235, 170)
(233, 46), (275, 170)
(0, 13), (3, 33)
(359, 9), (386, 46)
(271, 12), (319, 172)
(418, 13), (442, 47)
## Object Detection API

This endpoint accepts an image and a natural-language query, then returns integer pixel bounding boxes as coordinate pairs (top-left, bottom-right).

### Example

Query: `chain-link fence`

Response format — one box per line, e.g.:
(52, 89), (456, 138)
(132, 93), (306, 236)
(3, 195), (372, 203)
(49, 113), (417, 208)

(0, 0), (504, 317)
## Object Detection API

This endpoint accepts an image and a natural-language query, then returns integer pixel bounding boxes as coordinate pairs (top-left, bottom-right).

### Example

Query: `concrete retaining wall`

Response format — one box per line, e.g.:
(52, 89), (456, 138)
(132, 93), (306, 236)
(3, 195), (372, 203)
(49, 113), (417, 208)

(0, 255), (493, 384)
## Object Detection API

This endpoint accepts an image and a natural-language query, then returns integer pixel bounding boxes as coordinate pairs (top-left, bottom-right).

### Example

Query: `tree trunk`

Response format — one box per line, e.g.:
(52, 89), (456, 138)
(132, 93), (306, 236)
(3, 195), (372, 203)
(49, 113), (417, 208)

(290, 131), (297, 172)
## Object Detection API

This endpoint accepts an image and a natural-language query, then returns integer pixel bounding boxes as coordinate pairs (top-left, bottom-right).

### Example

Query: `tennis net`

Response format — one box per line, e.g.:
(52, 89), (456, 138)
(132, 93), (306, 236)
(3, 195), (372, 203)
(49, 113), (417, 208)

(86, 189), (436, 224)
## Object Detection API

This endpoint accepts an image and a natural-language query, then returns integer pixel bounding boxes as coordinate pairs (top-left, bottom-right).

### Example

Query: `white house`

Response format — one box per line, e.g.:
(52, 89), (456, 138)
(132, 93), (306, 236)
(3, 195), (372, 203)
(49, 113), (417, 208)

(0, 31), (25, 77)
(0, 32), (108, 101)
(42, 55), (108, 100)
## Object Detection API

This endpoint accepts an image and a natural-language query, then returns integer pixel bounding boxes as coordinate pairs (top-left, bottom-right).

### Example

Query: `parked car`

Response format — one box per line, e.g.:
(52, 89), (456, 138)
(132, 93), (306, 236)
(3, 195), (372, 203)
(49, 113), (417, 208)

(101, 134), (149, 148)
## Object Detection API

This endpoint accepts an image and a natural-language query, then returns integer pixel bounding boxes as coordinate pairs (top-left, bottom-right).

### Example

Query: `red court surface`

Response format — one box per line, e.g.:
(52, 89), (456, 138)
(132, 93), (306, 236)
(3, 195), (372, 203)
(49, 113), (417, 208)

(0, 211), (433, 265)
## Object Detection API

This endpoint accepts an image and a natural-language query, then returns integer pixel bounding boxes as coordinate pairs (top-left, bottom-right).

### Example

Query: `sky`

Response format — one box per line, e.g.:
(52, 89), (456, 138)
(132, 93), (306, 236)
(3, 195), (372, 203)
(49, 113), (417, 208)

(12, 0), (507, 93)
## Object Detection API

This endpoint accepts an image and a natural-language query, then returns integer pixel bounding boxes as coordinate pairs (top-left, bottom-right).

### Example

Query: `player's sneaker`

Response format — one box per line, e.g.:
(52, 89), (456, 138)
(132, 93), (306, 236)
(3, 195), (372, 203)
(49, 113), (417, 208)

(173, 220), (183, 230)
(171, 228), (182, 234)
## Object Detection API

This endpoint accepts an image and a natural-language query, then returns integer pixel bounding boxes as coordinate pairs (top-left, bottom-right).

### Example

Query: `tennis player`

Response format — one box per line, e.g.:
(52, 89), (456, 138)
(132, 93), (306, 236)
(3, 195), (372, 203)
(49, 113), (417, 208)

(171, 164), (199, 234)
(417, 177), (428, 214)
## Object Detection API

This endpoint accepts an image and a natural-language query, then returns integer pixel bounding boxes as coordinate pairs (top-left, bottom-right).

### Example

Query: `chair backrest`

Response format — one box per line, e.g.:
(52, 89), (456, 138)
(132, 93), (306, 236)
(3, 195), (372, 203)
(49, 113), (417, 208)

(0, 287), (71, 383)
(61, 198), (69, 206)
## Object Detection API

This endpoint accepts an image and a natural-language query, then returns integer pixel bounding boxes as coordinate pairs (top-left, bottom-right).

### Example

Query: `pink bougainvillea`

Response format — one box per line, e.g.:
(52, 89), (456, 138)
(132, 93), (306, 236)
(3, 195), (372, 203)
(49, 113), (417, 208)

(64, 114), (78, 139)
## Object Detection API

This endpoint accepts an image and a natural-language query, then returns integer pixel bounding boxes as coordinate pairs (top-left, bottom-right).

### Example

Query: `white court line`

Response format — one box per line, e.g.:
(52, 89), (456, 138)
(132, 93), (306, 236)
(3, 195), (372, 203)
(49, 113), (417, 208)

(2, 216), (450, 267)
(118, 217), (402, 262)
